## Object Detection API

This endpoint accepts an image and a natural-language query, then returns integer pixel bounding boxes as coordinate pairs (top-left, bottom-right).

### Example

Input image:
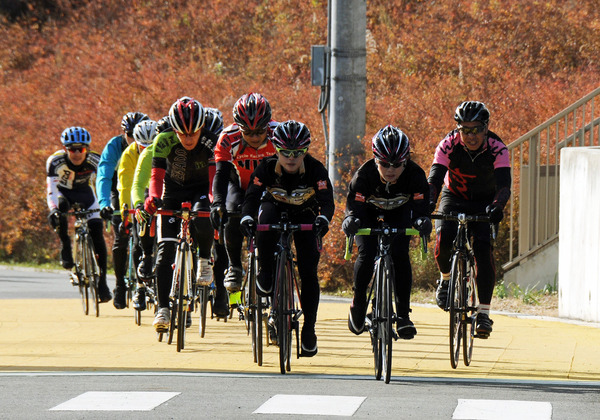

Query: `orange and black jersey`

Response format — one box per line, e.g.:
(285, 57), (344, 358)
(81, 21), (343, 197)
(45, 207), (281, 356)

(242, 154), (334, 221)
(212, 121), (278, 205)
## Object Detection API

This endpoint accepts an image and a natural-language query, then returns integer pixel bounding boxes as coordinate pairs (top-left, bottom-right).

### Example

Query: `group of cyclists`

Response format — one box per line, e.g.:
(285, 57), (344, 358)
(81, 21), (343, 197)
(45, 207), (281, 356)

(46, 95), (510, 356)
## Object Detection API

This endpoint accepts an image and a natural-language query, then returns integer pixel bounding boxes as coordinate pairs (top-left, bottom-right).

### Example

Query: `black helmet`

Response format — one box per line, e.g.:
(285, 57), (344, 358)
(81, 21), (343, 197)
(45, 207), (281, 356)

(272, 120), (311, 150)
(232, 93), (272, 131)
(169, 96), (205, 135)
(204, 107), (224, 136)
(454, 101), (490, 125)
(121, 112), (150, 136)
(372, 125), (410, 165)
(155, 115), (173, 134)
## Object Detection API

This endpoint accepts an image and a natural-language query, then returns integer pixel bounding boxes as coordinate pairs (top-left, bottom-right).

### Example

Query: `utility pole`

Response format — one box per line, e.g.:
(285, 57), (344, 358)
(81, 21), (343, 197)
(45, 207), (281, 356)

(328, 0), (366, 188)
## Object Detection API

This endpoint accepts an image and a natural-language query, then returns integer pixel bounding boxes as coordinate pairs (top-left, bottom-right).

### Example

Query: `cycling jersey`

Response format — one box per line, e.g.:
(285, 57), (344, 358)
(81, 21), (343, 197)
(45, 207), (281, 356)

(346, 158), (429, 226)
(131, 143), (154, 209)
(212, 121), (278, 205)
(149, 129), (217, 200)
(428, 129), (510, 204)
(242, 153), (335, 221)
(46, 150), (101, 211)
(117, 142), (143, 217)
(96, 135), (129, 209)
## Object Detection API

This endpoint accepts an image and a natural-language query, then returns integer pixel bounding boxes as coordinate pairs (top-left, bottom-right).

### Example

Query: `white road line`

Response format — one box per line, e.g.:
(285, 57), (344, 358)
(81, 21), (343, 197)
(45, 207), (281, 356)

(49, 391), (180, 411)
(453, 399), (552, 420)
(253, 394), (366, 416)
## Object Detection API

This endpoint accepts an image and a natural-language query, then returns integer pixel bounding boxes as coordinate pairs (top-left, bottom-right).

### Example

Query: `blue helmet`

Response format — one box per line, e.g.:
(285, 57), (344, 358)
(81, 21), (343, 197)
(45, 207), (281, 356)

(61, 126), (91, 146)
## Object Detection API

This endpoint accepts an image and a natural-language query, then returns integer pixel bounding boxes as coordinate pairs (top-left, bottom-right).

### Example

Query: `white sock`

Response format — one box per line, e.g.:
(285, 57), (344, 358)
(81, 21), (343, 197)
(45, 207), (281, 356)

(441, 273), (450, 282)
(478, 304), (490, 315)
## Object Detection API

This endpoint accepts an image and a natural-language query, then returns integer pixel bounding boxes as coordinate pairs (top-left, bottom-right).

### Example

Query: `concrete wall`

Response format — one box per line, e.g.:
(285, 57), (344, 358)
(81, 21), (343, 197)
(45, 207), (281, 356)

(503, 241), (558, 291)
(558, 147), (600, 322)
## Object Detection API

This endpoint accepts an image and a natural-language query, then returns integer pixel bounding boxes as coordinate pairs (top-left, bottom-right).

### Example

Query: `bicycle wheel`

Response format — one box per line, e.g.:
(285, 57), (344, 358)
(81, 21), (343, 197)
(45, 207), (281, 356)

(371, 260), (383, 380)
(198, 285), (209, 338)
(463, 261), (477, 366)
(176, 247), (188, 352)
(276, 253), (292, 374)
(246, 250), (262, 364)
(381, 256), (394, 384)
(75, 237), (89, 315)
(449, 253), (463, 369)
(86, 236), (100, 318)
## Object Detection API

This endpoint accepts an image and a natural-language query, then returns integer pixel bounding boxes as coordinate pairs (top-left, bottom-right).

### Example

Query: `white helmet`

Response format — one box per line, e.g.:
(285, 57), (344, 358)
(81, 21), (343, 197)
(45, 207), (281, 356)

(133, 120), (158, 146)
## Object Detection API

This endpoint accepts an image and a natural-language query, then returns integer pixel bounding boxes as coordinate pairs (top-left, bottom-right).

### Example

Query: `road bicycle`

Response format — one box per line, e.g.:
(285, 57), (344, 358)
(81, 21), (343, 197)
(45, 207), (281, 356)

(430, 211), (494, 369)
(67, 204), (101, 317)
(119, 206), (137, 309)
(155, 202), (210, 352)
(344, 217), (426, 383)
(256, 212), (317, 374)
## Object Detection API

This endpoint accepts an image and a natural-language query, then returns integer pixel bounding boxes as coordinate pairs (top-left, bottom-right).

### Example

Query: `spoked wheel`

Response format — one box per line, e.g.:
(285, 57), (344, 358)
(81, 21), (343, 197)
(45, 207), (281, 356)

(135, 307), (142, 326)
(381, 257), (394, 384)
(167, 300), (176, 345)
(449, 254), (463, 369)
(255, 295), (264, 366)
(90, 273), (100, 318)
(463, 263), (477, 366)
(176, 270), (186, 352)
(277, 257), (292, 374)
(86, 239), (100, 318)
(198, 285), (209, 338)
(78, 272), (89, 316)
(370, 262), (383, 380)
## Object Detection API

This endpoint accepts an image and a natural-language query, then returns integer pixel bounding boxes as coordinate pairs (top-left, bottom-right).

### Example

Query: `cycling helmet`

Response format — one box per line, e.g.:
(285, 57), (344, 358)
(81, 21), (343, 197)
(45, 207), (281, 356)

(272, 120), (311, 150)
(121, 112), (150, 136)
(155, 115), (173, 134)
(372, 125), (410, 165)
(133, 120), (158, 147)
(204, 107), (224, 136)
(61, 126), (91, 146)
(232, 93), (271, 131)
(169, 96), (205, 135)
(454, 101), (490, 125)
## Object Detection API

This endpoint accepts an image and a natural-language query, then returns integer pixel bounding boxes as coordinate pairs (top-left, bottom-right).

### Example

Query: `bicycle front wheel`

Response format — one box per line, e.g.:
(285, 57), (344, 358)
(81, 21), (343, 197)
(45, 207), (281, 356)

(276, 253), (293, 374)
(86, 236), (100, 318)
(381, 256), (394, 384)
(198, 285), (209, 338)
(449, 253), (464, 369)
(176, 247), (189, 352)
(463, 260), (477, 366)
(371, 260), (383, 380)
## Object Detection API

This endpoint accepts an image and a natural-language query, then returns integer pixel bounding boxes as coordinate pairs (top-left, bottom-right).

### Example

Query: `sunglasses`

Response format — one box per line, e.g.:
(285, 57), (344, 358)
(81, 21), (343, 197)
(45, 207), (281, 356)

(66, 146), (87, 153)
(276, 147), (308, 158)
(241, 127), (267, 137)
(458, 125), (486, 135)
(376, 159), (406, 169)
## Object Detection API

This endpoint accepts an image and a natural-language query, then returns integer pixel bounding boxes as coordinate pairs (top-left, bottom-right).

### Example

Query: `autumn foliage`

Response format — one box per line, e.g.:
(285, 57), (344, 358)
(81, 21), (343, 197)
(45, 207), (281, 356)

(1, 0), (600, 291)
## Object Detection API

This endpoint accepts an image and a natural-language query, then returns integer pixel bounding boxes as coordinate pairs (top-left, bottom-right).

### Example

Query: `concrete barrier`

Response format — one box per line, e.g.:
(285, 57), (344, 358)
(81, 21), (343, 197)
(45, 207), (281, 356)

(558, 147), (600, 322)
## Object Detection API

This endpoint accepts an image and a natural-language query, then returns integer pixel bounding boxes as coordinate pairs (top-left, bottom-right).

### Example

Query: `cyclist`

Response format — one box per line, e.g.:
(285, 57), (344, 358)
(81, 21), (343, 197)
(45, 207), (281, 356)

(46, 126), (112, 302)
(239, 120), (335, 357)
(211, 92), (278, 293)
(96, 111), (150, 309)
(117, 119), (157, 310)
(143, 97), (220, 332)
(132, 109), (230, 317)
(343, 125), (431, 339)
(428, 101), (511, 338)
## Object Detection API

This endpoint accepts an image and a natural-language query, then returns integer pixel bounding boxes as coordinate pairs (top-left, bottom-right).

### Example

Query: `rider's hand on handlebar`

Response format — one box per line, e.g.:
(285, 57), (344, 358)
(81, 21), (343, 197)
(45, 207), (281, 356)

(313, 215), (330, 237)
(134, 203), (151, 225)
(413, 216), (432, 236)
(239, 216), (256, 237)
(48, 209), (61, 229)
(342, 216), (361, 236)
(486, 204), (503, 224)
(100, 206), (113, 221)
(209, 204), (227, 230)
(144, 196), (163, 216)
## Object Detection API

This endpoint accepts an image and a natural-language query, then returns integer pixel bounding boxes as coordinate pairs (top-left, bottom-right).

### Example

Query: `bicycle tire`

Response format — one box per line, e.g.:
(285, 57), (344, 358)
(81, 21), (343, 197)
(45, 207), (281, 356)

(246, 249), (262, 364)
(276, 252), (291, 374)
(86, 236), (100, 318)
(176, 246), (188, 352)
(198, 285), (209, 338)
(449, 253), (463, 369)
(381, 256), (394, 384)
(463, 261), (477, 366)
(74, 237), (89, 316)
(372, 259), (383, 380)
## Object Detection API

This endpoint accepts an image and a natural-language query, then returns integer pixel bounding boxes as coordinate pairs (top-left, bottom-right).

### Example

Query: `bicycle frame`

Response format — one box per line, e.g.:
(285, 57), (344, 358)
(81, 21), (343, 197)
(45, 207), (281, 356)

(155, 202), (210, 352)
(431, 211), (493, 368)
(256, 212), (313, 374)
(69, 204), (101, 317)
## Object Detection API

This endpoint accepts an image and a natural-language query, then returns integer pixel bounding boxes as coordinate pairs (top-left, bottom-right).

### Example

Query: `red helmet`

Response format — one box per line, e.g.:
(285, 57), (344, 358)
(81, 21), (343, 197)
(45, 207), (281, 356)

(169, 97), (205, 135)
(232, 93), (271, 131)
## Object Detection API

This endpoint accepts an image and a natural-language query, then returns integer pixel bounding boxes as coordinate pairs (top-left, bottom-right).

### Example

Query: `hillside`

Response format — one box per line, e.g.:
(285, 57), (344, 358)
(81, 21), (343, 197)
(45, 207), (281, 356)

(1, 0), (599, 290)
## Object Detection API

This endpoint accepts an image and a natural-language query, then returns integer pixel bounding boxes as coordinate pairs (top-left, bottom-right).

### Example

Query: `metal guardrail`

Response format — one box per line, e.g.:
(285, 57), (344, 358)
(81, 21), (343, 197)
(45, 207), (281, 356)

(503, 87), (600, 271)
